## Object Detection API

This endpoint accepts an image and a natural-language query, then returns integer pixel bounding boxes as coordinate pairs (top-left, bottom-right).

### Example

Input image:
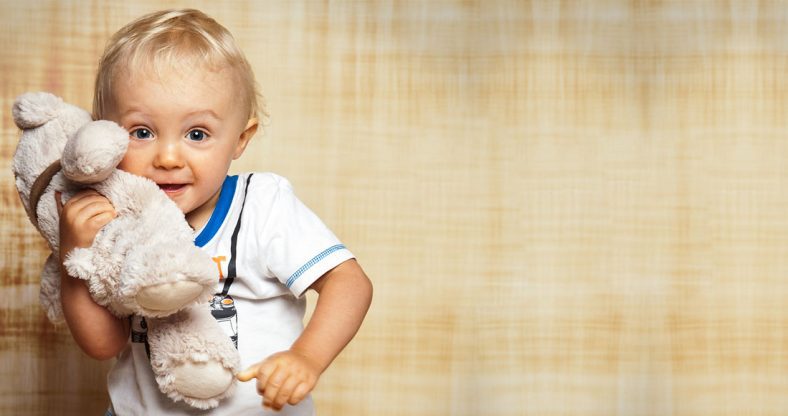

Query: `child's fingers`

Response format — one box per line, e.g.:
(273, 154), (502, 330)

(271, 376), (300, 410)
(80, 199), (116, 217)
(237, 360), (276, 385)
(235, 364), (260, 382)
(68, 196), (112, 213)
(255, 360), (279, 393)
(73, 201), (116, 225)
(89, 211), (116, 229)
(261, 366), (290, 409)
(63, 189), (102, 207)
(288, 382), (311, 406)
(62, 195), (113, 222)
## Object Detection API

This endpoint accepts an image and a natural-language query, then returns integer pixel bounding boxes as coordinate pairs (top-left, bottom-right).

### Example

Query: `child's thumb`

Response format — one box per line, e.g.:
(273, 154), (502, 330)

(236, 364), (259, 382)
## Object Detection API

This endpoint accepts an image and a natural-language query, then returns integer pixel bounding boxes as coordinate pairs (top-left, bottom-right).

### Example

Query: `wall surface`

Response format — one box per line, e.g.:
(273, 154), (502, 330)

(0, 1), (786, 415)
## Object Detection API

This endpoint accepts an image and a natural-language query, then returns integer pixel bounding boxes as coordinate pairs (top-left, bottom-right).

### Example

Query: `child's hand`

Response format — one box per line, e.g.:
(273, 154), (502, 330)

(56, 190), (116, 264)
(236, 349), (322, 411)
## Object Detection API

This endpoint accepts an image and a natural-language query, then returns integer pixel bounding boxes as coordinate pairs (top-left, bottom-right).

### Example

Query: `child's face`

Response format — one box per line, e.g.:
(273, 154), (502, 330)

(105, 65), (257, 229)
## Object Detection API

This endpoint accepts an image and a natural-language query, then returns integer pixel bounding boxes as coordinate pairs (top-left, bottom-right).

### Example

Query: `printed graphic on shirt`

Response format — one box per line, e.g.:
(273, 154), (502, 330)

(210, 294), (238, 348)
(207, 254), (239, 347)
(212, 255), (227, 279)
(130, 315), (150, 358)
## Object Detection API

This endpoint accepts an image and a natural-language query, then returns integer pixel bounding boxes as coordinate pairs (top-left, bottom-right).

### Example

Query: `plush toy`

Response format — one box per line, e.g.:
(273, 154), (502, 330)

(11, 92), (241, 409)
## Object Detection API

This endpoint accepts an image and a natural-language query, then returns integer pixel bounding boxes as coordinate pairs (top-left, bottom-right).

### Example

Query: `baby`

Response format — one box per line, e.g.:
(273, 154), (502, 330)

(57, 8), (372, 415)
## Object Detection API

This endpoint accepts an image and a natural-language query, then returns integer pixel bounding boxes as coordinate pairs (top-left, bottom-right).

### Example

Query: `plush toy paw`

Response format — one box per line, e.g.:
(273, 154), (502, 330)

(116, 241), (216, 318)
(135, 281), (208, 313)
(171, 361), (235, 401)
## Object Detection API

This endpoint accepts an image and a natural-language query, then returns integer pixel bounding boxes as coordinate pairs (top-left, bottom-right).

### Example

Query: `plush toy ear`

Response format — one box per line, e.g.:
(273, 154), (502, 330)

(12, 92), (64, 129)
(62, 120), (129, 184)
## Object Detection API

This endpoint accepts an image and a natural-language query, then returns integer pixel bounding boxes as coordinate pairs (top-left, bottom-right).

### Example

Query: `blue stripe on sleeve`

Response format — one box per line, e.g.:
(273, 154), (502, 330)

(286, 244), (347, 288)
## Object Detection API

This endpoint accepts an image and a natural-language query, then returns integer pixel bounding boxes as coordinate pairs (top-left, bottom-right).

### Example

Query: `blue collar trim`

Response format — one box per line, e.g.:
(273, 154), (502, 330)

(194, 175), (238, 247)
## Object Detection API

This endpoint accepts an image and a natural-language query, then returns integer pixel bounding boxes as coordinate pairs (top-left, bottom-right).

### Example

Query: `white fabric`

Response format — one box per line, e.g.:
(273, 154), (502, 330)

(107, 172), (354, 415)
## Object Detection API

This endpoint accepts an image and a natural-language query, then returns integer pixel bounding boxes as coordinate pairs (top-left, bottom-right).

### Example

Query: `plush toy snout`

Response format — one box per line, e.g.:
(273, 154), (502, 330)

(62, 120), (128, 184)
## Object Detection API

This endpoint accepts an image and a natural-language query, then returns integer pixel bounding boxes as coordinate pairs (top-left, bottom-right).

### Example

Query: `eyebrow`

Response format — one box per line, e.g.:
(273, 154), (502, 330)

(120, 109), (147, 119)
(120, 109), (221, 121)
(184, 109), (221, 121)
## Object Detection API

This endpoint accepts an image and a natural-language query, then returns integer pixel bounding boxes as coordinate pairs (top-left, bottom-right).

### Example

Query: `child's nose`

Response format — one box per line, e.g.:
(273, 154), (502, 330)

(153, 140), (185, 169)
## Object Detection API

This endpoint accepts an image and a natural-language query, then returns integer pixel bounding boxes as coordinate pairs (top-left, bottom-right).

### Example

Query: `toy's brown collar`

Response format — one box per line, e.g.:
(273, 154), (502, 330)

(28, 160), (61, 225)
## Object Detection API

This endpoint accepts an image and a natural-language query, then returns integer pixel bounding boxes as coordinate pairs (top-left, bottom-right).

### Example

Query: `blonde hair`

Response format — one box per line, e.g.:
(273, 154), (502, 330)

(93, 9), (264, 121)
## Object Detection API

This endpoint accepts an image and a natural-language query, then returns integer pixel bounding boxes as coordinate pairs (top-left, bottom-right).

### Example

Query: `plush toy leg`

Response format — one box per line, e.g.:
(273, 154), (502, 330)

(146, 305), (241, 409)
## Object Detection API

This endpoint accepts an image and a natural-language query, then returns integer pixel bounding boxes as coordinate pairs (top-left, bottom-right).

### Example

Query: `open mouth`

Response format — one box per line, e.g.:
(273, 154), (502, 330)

(158, 184), (186, 193)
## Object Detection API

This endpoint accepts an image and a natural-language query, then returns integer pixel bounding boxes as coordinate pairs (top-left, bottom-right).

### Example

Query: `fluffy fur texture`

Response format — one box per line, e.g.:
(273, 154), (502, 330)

(11, 92), (240, 409)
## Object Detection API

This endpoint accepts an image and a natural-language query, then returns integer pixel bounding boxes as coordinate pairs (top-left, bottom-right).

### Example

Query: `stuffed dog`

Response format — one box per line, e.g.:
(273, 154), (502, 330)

(12, 92), (240, 409)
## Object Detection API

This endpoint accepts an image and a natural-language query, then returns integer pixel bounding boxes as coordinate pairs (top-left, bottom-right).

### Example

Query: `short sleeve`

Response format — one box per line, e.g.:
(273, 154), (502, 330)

(256, 176), (354, 297)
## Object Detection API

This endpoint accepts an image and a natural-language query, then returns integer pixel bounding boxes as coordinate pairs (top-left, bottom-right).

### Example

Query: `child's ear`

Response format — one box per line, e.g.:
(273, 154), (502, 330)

(233, 117), (258, 159)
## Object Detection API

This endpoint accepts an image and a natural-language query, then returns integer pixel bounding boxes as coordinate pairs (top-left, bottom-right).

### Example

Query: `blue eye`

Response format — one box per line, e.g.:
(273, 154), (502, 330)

(131, 128), (153, 140)
(187, 130), (207, 142)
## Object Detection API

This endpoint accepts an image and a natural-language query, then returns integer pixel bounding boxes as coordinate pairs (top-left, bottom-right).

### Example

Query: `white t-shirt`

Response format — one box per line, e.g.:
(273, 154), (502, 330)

(107, 173), (354, 415)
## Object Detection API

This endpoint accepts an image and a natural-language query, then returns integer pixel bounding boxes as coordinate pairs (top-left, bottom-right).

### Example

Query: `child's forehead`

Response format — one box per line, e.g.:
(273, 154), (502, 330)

(114, 63), (240, 96)
(99, 49), (254, 120)
(107, 64), (248, 120)
(122, 53), (235, 79)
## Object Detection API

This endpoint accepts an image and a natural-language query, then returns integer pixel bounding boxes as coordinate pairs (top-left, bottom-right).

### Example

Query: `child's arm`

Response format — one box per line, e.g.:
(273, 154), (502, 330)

(237, 258), (373, 411)
(56, 190), (129, 360)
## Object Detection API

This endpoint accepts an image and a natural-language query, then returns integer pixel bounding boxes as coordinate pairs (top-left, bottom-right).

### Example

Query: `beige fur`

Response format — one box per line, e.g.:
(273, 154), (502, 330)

(11, 92), (241, 409)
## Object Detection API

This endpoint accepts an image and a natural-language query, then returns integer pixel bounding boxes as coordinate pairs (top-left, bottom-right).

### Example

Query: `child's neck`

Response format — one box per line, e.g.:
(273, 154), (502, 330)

(185, 192), (221, 231)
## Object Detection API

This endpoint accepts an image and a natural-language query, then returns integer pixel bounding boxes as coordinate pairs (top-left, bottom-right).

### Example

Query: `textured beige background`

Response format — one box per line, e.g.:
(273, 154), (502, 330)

(1, 1), (787, 415)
